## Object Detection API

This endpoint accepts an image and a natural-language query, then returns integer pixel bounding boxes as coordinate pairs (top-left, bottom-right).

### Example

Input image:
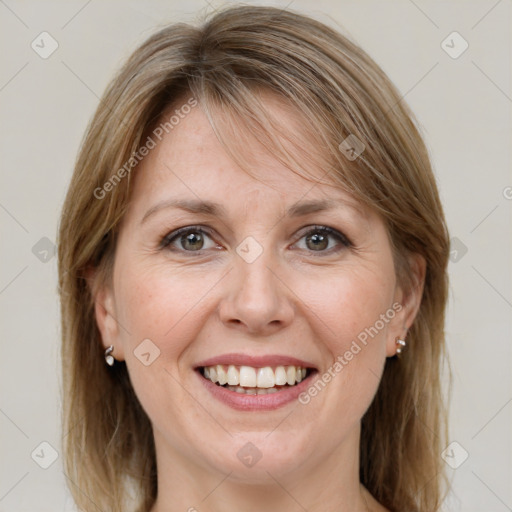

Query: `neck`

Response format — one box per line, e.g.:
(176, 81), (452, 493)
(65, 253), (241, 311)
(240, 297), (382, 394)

(149, 425), (386, 512)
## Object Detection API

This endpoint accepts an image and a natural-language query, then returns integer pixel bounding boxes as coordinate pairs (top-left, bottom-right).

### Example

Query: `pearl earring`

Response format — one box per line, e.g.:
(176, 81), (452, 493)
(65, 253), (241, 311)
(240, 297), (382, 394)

(395, 338), (406, 355)
(104, 345), (115, 366)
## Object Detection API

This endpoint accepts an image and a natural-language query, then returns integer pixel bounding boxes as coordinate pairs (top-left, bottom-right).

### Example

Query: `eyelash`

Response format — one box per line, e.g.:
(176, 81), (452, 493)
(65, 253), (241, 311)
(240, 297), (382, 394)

(159, 225), (352, 256)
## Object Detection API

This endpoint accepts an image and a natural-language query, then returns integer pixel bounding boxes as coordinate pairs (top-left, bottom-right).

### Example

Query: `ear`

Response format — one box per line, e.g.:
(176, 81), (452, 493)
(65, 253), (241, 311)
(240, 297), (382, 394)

(386, 253), (426, 357)
(85, 267), (125, 361)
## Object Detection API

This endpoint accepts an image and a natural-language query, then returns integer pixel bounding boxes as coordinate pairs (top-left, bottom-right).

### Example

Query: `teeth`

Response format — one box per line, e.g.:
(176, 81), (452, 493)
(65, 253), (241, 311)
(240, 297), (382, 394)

(286, 366), (296, 385)
(257, 367), (275, 388)
(275, 366), (287, 385)
(202, 364), (309, 389)
(217, 365), (228, 385)
(239, 366), (257, 387)
(227, 365), (239, 385)
(225, 386), (280, 395)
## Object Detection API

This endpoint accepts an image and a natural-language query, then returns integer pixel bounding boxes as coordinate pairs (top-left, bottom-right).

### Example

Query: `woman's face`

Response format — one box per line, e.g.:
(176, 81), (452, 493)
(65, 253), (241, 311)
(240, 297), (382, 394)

(95, 97), (423, 484)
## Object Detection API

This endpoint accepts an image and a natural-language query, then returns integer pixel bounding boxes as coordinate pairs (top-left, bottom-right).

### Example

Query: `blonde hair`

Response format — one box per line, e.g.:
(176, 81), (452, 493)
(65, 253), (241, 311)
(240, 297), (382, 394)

(58, 5), (450, 511)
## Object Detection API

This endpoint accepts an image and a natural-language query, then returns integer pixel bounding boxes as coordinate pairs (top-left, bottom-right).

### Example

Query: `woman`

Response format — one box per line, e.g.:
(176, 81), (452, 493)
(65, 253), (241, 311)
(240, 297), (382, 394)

(58, 5), (450, 512)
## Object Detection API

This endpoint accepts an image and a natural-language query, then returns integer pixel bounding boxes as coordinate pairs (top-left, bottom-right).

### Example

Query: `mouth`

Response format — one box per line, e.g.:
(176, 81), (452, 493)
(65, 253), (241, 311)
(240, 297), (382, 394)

(197, 364), (317, 395)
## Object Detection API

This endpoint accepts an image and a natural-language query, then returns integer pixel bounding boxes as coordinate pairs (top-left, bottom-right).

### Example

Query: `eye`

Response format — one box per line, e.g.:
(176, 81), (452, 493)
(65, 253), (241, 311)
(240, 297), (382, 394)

(160, 224), (351, 255)
(293, 225), (351, 254)
(160, 226), (219, 252)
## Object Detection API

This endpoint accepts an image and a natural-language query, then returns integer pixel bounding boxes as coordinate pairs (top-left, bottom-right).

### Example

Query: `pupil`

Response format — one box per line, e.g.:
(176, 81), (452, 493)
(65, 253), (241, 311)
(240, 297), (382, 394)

(183, 232), (203, 250)
(307, 233), (328, 251)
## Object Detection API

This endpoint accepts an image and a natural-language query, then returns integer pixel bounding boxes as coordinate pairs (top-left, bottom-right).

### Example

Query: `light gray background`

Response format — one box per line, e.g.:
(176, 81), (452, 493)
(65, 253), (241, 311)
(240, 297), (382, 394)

(0, 1), (510, 511)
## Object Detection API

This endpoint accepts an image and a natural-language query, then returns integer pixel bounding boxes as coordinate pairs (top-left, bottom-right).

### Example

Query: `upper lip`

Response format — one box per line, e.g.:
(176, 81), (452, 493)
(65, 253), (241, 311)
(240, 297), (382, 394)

(195, 353), (317, 370)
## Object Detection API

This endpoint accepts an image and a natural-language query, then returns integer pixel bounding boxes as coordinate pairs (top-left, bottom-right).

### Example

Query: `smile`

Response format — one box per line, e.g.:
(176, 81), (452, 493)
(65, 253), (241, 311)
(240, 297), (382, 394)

(200, 364), (310, 395)
(194, 354), (318, 410)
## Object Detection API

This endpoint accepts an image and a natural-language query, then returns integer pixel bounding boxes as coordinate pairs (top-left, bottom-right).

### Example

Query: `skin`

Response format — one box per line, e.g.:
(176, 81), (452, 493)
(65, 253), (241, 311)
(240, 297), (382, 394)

(93, 95), (425, 512)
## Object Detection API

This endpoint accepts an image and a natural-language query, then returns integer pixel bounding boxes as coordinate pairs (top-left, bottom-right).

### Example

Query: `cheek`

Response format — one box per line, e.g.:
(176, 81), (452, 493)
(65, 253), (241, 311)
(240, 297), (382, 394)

(114, 261), (222, 359)
(294, 266), (395, 417)
(112, 264), (214, 436)
(300, 265), (395, 355)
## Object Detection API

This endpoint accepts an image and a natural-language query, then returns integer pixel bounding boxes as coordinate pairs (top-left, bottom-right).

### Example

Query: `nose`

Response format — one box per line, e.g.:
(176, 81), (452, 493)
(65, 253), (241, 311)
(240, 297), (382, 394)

(218, 251), (295, 336)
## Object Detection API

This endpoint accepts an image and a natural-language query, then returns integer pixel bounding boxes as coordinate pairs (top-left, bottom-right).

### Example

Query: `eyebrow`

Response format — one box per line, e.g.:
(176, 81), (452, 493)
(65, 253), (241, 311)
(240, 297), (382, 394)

(141, 198), (350, 225)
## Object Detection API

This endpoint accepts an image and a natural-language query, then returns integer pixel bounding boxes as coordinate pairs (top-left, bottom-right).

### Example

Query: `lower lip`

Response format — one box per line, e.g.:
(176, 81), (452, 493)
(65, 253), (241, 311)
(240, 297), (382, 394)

(195, 370), (317, 411)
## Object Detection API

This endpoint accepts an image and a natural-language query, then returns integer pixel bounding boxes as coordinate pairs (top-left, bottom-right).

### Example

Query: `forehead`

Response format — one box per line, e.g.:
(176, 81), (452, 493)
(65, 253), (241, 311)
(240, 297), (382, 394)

(130, 98), (367, 218)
